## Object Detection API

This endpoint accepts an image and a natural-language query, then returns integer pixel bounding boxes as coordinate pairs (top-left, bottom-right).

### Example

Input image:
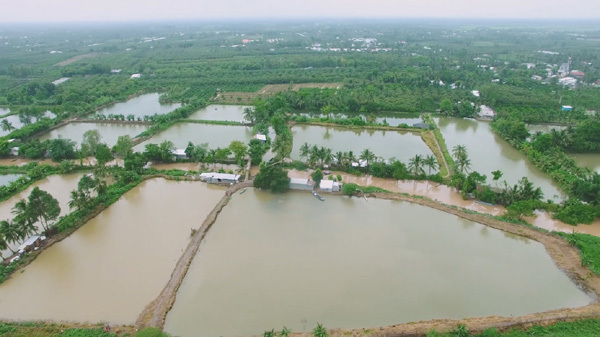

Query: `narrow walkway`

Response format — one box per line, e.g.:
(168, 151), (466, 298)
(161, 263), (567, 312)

(135, 180), (253, 329)
(429, 130), (450, 178)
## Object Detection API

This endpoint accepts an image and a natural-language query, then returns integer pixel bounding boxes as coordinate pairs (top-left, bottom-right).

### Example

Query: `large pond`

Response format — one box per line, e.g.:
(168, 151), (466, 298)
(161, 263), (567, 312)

(94, 93), (181, 119)
(569, 153), (600, 173)
(436, 117), (564, 201)
(187, 104), (251, 122)
(290, 125), (432, 163)
(134, 123), (256, 151)
(0, 179), (225, 324)
(297, 112), (422, 127)
(39, 122), (149, 147)
(0, 174), (81, 255)
(164, 190), (590, 337)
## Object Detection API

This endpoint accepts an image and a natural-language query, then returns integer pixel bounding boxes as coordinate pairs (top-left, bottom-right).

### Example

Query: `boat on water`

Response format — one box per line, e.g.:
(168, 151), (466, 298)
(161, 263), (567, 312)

(239, 188), (247, 194)
(312, 190), (325, 201)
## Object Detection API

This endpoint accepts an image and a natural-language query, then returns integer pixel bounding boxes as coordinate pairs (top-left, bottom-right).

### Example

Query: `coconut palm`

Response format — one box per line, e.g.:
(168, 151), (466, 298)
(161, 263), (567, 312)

(0, 119), (15, 132)
(0, 220), (20, 253)
(346, 151), (357, 165)
(299, 142), (310, 163)
(334, 151), (344, 167)
(452, 145), (471, 174)
(408, 154), (425, 176)
(359, 149), (376, 167)
(423, 155), (439, 175)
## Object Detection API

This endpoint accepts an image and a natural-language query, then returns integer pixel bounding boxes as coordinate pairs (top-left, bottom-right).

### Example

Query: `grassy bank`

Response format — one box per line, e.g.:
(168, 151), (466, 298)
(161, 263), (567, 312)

(427, 319), (600, 336)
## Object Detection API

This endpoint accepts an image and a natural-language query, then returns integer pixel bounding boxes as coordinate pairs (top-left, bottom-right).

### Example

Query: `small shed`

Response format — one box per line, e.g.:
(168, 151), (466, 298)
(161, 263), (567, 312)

(289, 178), (314, 191)
(130, 73), (142, 79)
(172, 149), (188, 160)
(319, 179), (341, 192)
(562, 105), (573, 111)
(199, 172), (241, 184)
(17, 235), (45, 254)
(254, 134), (267, 142)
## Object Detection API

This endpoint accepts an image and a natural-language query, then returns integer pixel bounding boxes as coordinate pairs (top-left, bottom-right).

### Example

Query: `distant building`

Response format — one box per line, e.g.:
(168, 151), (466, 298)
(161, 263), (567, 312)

(531, 75), (543, 81)
(199, 172), (241, 184)
(558, 62), (570, 77)
(562, 106), (573, 111)
(479, 105), (495, 118)
(319, 179), (341, 192)
(558, 77), (577, 87)
(471, 90), (480, 97)
(570, 71), (585, 77)
(111, 69), (122, 74)
(289, 178), (314, 191)
(130, 73), (142, 79)
(10, 147), (18, 156)
(254, 134), (267, 142)
(172, 149), (187, 160)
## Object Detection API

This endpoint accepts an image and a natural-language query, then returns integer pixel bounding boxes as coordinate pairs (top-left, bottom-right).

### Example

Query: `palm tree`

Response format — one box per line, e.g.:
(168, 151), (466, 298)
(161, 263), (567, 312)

(423, 155), (438, 175)
(68, 190), (87, 211)
(323, 147), (333, 166)
(0, 119), (15, 132)
(299, 142), (310, 163)
(0, 220), (20, 253)
(359, 149), (376, 167)
(452, 145), (471, 174)
(346, 151), (357, 165)
(408, 155), (425, 176)
(334, 151), (344, 167)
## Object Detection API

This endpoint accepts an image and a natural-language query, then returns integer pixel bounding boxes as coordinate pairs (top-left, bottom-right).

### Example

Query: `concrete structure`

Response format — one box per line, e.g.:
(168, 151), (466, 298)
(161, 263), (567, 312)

(412, 123), (431, 129)
(559, 77), (577, 87)
(319, 179), (341, 192)
(562, 105), (573, 112)
(289, 178), (314, 191)
(199, 172), (241, 184)
(479, 105), (495, 118)
(130, 73), (142, 79)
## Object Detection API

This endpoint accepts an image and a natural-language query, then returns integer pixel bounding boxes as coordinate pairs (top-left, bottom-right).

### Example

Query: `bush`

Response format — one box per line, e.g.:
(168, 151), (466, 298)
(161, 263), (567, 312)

(135, 327), (170, 337)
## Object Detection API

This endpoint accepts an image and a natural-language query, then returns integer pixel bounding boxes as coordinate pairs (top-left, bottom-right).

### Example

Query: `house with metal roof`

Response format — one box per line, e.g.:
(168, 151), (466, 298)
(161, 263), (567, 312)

(199, 172), (241, 184)
(289, 178), (314, 191)
(319, 179), (341, 192)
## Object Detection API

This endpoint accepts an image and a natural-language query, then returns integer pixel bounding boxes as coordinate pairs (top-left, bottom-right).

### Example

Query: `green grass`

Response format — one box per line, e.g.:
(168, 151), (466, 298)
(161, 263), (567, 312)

(557, 232), (600, 276)
(427, 319), (600, 337)
(0, 323), (117, 337)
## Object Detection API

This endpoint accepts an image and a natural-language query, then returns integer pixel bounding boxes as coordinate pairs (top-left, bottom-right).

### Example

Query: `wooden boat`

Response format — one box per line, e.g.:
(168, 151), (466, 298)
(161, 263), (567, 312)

(239, 188), (247, 194)
(312, 190), (325, 201)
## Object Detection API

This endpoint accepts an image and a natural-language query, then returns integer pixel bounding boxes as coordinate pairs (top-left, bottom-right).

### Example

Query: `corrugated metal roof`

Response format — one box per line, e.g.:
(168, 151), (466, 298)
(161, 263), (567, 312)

(199, 172), (241, 180)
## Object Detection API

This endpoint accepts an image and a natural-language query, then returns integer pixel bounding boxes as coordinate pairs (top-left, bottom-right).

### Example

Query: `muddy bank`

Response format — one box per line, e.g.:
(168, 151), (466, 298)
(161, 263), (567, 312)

(136, 181), (253, 328)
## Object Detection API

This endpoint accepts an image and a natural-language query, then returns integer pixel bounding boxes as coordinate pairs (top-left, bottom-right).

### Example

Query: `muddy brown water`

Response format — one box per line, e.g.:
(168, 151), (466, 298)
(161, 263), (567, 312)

(568, 153), (600, 173)
(187, 104), (251, 122)
(436, 117), (564, 201)
(0, 173), (82, 255)
(290, 124), (433, 163)
(94, 93), (181, 119)
(0, 178), (225, 324)
(163, 189), (592, 337)
(39, 122), (149, 147)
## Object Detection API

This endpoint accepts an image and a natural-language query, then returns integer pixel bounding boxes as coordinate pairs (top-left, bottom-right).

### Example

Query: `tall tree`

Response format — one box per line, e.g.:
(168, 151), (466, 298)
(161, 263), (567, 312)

(408, 155), (425, 176)
(80, 129), (102, 157)
(27, 187), (61, 232)
(423, 155), (438, 175)
(113, 135), (133, 158)
(229, 140), (248, 165)
(359, 149), (376, 167)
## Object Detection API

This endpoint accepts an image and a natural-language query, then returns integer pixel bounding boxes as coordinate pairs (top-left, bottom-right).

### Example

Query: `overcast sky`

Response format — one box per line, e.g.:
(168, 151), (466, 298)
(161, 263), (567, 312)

(2, 0), (600, 23)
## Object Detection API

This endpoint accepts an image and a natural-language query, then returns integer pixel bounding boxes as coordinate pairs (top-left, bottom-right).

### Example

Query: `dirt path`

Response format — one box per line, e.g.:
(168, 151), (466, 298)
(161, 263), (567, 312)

(136, 181), (253, 328)
(428, 130), (450, 178)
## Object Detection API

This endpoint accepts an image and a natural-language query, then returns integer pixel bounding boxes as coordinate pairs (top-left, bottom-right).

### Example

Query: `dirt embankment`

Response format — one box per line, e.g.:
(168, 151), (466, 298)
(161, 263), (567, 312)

(136, 181), (253, 328)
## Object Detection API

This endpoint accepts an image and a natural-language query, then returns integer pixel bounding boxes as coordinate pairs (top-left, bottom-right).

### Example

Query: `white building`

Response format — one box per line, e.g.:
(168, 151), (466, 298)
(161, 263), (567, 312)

(289, 178), (314, 191)
(319, 179), (341, 192)
(199, 172), (241, 184)
(130, 73), (142, 79)
(479, 105), (495, 118)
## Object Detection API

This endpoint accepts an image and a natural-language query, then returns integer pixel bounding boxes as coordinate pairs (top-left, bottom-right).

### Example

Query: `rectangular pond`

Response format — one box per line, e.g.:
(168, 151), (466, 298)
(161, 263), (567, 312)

(164, 189), (591, 337)
(568, 153), (600, 174)
(291, 124), (432, 163)
(93, 93), (181, 119)
(436, 117), (564, 201)
(134, 123), (256, 151)
(0, 179), (225, 324)
(39, 122), (149, 147)
(187, 104), (251, 122)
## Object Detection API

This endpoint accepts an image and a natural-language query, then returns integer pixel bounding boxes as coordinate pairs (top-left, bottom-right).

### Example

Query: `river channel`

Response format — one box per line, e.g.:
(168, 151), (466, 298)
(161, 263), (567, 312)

(164, 189), (591, 337)
(0, 178), (225, 324)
